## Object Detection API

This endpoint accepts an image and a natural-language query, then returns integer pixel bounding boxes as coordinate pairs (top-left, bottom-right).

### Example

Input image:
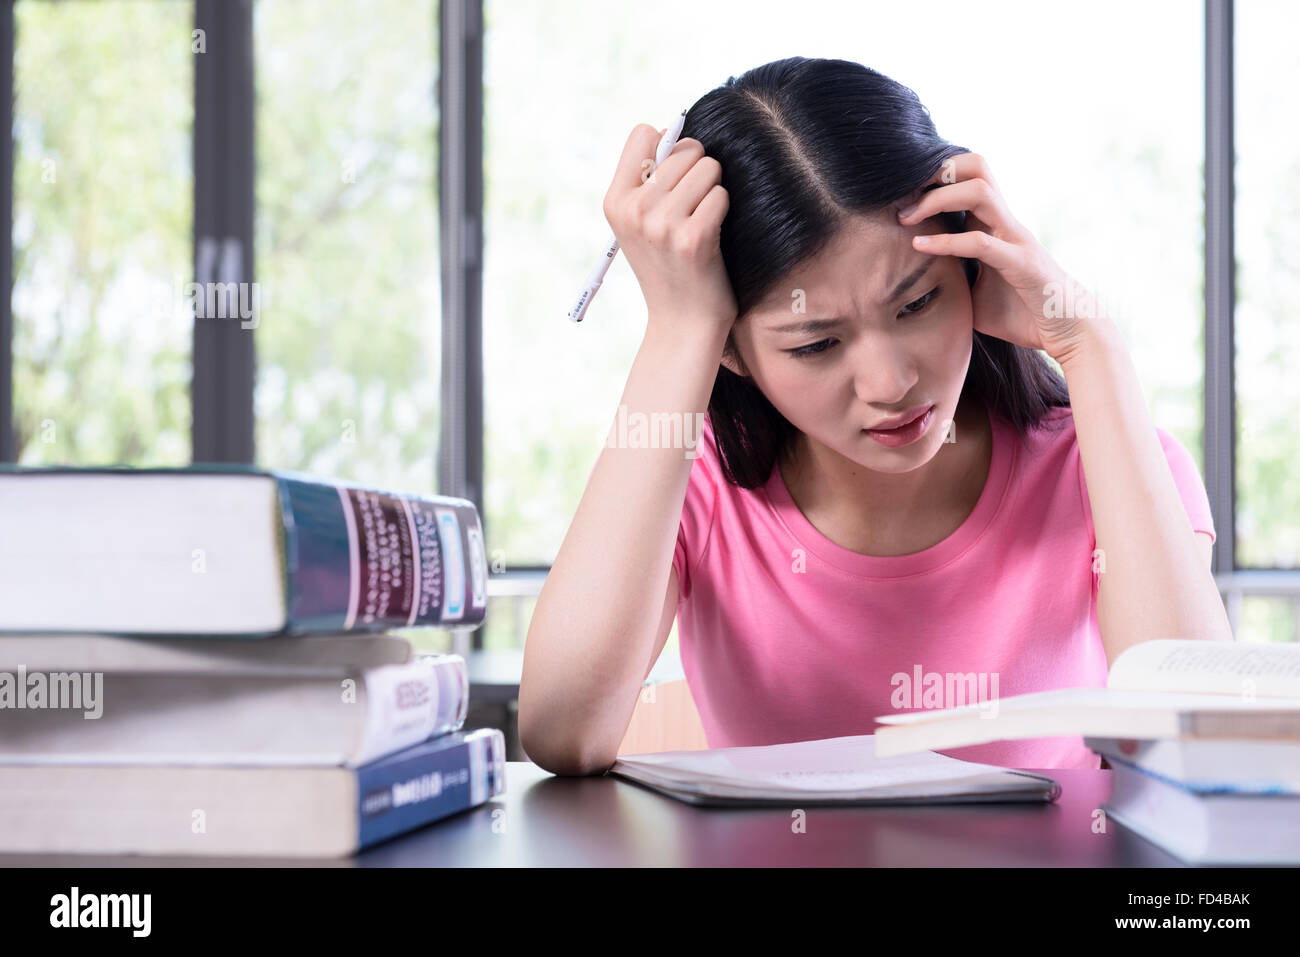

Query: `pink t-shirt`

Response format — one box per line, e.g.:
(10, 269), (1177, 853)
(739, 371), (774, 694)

(672, 404), (1216, 770)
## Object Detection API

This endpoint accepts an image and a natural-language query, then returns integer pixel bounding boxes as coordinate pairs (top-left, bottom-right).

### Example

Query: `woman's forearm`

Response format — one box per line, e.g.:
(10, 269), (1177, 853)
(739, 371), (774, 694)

(519, 317), (730, 774)
(1060, 316), (1232, 664)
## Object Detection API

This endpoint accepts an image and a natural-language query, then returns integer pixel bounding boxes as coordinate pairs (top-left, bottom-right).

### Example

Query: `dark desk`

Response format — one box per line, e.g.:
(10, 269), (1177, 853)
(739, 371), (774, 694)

(0, 764), (1187, 867)
(356, 764), (1184, 867)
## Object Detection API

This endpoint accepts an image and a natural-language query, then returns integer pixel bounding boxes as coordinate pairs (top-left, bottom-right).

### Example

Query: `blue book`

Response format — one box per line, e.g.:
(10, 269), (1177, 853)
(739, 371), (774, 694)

(1104, 753), (1300, 864)
(1086, 735), (1300, 791)
(357, 727), (506, 851)
(0, 466), (488, 636)
(0, 728), (507, 858)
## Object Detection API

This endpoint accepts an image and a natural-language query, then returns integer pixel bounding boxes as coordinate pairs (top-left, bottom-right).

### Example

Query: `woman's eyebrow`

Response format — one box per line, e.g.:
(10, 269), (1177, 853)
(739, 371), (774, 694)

(767, 316), (844, 336)
(885, 257), (937, 303)
(766, 258), (937, 334)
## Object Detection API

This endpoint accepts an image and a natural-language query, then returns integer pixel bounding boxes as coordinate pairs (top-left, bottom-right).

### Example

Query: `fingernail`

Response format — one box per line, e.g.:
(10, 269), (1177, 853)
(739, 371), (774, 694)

(897, 204), (917, 220)
(914, 235), (931, 246)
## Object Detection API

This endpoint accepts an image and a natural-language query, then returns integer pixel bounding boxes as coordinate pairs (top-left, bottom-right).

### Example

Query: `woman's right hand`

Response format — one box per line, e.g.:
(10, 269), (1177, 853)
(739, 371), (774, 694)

(603, 124), (739, 336)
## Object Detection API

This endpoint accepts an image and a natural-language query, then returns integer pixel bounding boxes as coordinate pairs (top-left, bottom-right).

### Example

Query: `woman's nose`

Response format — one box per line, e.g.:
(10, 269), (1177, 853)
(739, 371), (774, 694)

(853, 342), (917, 407)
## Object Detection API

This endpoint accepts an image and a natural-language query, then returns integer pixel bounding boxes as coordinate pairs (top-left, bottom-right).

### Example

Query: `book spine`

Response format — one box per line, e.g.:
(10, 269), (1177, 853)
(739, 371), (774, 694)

(1183, 711), (1300, 740)
(355, 728), (506, 850)
(275, 474), (489, 633)
(351, 655), (471, 766)
(1086, 735), (1300, 790)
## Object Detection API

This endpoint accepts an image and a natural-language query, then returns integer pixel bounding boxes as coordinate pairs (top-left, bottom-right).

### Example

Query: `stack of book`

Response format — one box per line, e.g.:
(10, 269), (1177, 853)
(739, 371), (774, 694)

(871, 639), (1300, 864)
(1087, 734), (1300, 865)
(0, 466), (502, 858)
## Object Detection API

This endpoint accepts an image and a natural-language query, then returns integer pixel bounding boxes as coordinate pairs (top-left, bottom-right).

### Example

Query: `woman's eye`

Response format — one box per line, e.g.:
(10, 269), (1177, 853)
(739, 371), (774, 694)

(900, 286), (942, 317)
(787, 288), (941, 359)
(788, 338), (836, 359)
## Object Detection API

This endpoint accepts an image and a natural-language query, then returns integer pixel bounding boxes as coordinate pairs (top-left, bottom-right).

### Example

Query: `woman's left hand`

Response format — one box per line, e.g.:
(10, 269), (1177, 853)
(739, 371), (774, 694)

(895, 152), (1103, 367)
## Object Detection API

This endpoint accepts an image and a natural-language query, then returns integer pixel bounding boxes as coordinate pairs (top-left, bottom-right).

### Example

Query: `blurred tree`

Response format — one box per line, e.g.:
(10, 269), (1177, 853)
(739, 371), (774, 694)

(13, 0), (193, 466)
(253, 0), (440, 496)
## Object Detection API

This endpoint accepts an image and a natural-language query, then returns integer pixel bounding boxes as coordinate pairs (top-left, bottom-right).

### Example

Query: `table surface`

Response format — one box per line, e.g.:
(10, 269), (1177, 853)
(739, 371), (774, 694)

(0, 763), (1190, 867)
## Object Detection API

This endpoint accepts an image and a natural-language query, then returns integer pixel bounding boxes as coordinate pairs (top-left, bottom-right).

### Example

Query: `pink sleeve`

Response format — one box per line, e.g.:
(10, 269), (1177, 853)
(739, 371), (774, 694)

(673, 422), (720, 602)
(1077, 426), (1216, 593)
(1155, 428), (1217, 542)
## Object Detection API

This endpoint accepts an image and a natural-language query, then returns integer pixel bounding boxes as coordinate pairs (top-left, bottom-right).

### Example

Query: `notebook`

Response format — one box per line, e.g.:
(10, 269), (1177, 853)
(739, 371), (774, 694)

(606, 734), (1060, 806)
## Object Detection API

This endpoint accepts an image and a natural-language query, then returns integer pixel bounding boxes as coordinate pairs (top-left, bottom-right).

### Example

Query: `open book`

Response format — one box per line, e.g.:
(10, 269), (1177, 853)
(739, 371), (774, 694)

(873, 639), (1300, 759)
(606, 735), (1060, 806)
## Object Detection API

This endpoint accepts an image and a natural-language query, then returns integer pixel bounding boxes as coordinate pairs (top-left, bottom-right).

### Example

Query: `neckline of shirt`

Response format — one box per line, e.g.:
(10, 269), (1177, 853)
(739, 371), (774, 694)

(759, 402), (1017, 579)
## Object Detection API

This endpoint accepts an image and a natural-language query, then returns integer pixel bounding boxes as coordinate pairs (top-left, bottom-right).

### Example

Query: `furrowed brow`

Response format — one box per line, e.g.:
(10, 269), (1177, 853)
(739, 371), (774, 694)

(766, 258), (938, 334)
(886, 258), (937, 304)
(767, 317), (843, 336)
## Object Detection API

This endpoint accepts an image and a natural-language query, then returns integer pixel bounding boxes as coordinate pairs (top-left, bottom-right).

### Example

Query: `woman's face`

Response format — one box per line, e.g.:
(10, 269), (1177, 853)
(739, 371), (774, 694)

(722, 209), (974, 474)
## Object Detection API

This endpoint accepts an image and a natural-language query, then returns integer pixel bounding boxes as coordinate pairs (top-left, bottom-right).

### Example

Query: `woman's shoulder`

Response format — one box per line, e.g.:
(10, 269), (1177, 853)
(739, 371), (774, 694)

(992, 403), (1080, 485)
(1009, 403), (1077, 449)
(1017, 403), (1194, 464)
(1032, 402), (1077, 430)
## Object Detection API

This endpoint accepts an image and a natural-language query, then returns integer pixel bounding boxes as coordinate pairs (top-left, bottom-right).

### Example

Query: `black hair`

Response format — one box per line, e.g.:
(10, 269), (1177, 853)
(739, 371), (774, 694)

(682, 56), (1071, 489)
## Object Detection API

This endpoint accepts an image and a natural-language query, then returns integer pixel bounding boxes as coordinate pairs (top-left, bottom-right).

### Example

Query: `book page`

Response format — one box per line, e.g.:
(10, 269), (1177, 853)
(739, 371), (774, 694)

(613, 734), (1033, 796)
(1108, 639), (1300, 697)
(873, 687), (1300, 726)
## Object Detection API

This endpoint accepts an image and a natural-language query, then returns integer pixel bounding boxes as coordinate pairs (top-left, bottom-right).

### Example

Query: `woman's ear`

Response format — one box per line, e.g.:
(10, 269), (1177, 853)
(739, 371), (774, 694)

(718, 332), (749, 378)
(720, 352), (745, 377)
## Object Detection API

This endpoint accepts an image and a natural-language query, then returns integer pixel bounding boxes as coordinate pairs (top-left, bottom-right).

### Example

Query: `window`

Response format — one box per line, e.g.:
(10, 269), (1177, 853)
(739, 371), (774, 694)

(482, 0), (1206, 567)
(1234, 0), (1300, 642)
(2, 1), (1297, 648)
(1235, 0), (1299, 571)
(479, 0), (1215, 652)
(13, 0), (194, 465)
(253, 0), (441, 494)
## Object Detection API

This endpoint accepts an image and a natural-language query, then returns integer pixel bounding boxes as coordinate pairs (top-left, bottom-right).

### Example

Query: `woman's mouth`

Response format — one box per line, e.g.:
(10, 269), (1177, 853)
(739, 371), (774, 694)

(863, 404), (934, 448)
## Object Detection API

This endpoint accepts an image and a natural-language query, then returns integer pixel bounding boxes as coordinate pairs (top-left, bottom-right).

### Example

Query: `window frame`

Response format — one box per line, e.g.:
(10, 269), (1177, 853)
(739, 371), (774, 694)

(0, 0), (1292, 642)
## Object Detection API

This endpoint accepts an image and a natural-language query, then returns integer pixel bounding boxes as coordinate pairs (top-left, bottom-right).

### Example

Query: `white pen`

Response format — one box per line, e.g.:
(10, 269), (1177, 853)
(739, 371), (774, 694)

(568, 109), (688, 323)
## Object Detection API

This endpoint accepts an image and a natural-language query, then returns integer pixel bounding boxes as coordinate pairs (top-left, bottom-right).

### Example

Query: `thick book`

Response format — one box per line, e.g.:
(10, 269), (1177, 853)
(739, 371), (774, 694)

(872, 640), (1300, 758)
(1104, 755), (1300, 864)
(1085, 735), (1300, 791)
(607, 734), (1061, 806)
(0, 728), (506, 858)
(0, 632), (414, 674)
(0, 466), (489, 636)
(0, 653), (469, 767)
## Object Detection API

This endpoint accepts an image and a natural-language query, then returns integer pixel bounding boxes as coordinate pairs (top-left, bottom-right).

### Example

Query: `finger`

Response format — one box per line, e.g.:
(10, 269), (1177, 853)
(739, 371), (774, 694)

(933, 152), (1001, 193)
(609, 124), (666, 195)
(642, 138), (706, 193)
(898, 178), (1022, 240)
(690, 183), (729, 227)
(900, 153), (1003, 215)
(665, 154), (723, 220)
(912, 229), (1021, 274)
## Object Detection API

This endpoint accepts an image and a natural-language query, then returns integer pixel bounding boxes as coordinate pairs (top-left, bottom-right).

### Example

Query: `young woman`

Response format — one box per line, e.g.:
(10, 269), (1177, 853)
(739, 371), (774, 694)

(520, 56), (1230, 776)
